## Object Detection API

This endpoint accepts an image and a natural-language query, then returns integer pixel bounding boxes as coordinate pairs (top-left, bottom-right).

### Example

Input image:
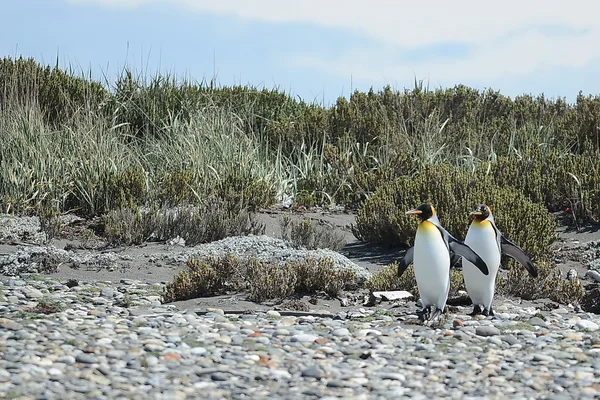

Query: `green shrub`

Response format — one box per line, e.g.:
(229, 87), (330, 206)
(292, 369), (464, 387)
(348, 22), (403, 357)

(485, 151), (600, 223)
(353, 164), (557, 265)
(279, 215), (346, 251)
(246, 259), (297, 302)
(101, 206), (154, 246)
(163, 255), (357, 303)
(496, 261), (584, 304)
(162, 255), (245, 303)
(365, 263), (416, 294)
(149, 198), (266, 245)
(213, 171), (276, 212)
(0, 56), (107, 126)
(154, 170), (198, 206)
(33, 296), (66, 314)
(5, 56), (600, 224)
(292, 257), (356, 297)
(102, 197), (265, 246)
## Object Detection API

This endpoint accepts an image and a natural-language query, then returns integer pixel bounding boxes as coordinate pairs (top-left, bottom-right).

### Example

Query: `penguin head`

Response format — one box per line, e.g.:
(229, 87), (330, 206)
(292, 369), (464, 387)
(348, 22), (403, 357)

(406, 203), (436, 222)
(470, 204), (491, 221)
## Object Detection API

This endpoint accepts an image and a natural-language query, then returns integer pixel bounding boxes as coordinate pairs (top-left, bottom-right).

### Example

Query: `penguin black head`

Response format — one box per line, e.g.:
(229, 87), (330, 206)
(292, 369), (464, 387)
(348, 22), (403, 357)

(406, 203), (435, 222)
(470, 204), (491, 221)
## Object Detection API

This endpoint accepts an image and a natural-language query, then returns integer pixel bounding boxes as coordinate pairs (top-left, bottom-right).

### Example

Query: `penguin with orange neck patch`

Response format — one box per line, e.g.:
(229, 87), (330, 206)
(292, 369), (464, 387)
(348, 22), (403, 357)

(398, 203), (490, 322)
(462, 204), (538, 317)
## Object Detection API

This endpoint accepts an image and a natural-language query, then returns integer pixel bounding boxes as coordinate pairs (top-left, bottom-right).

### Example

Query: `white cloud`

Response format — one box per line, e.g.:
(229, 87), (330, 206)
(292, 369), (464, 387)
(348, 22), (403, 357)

(67, 0), (600, 85)
(292, 28), (600, 83)
(67, 0), (600, 46)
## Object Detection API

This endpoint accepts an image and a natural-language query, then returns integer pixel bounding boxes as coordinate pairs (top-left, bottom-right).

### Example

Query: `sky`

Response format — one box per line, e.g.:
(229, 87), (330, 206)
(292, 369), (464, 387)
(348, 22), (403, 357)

(2, 0), (600, 106)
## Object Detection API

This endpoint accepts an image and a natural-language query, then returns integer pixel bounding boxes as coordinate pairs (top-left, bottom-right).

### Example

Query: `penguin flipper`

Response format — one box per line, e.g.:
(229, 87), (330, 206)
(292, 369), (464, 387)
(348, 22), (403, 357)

(448, 239), (489, 276)
(500, 235), (538, 277)
(435, 226), (489, 275)
(397, 246), (414, 277)
(449, 251), (462, 268)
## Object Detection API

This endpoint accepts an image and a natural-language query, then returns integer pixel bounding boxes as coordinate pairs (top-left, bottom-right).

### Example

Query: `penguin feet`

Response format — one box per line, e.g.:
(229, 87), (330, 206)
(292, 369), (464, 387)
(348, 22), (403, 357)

(469, 304), (484, 316)
(483, 307), (495, 317)
(429, 308), (444, 321)
(417, 306), (432, 322)
(418, 306), (444, 323)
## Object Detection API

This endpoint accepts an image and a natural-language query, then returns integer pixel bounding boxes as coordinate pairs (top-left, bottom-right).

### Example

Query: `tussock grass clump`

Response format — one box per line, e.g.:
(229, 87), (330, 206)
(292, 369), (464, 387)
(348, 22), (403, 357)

(353, 164), (557, 264)
(33, 297), (65, 314)
(38, 204), (62, 244)
(148, 199), (266, 246)
(497, 261), (585, 304)
(145, 109), (279, 211)
(101, 206), (154, 246)
(0, 105), (146, 216)
(292, 257), (356, 297)
(365, 263), (465, 298)
(162, 255), (245, 302)
(279, 215), (346, 251)
(162, 255), (357, 304)
(246, 260), (297, 302)
(102, 198), (265, 246)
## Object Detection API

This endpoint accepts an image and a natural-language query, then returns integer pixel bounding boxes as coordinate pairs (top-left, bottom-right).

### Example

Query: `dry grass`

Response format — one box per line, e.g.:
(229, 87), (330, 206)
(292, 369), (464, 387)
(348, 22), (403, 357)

(162, 254), (357, 303)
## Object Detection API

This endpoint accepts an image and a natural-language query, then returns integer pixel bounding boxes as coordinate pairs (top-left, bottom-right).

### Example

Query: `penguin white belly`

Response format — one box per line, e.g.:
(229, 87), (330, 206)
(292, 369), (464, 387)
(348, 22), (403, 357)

(463, 221), (501, 308)
(413, 221), (451, 310)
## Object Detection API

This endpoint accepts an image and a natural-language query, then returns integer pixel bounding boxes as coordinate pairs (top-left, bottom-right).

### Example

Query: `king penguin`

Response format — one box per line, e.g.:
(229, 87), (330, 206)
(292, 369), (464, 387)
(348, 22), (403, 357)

(398, 203), (490, 322)
(462, 204), (538, 317)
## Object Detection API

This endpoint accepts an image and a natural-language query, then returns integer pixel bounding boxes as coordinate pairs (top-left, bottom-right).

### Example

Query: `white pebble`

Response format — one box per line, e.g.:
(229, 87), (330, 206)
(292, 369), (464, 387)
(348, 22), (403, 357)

(332, 328), (351, 337)
(291, 333), (318, 343)
(576, 320), (599, 331)
(47, 368), (62, 376)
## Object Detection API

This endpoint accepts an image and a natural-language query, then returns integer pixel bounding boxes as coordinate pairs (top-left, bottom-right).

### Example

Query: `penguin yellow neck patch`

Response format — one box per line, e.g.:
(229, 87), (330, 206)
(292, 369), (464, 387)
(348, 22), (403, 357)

(418, 220), (438, 233)
(472, 219), (491, 227)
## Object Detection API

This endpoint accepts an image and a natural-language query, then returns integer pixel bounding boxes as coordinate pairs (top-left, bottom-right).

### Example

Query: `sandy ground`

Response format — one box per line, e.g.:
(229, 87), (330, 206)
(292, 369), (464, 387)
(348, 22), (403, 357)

(1, 208), (598, 316)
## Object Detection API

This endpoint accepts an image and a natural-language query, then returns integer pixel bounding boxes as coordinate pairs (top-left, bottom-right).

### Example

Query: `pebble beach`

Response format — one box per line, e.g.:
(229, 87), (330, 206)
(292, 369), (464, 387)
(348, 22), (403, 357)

(1, 276), (600, 399)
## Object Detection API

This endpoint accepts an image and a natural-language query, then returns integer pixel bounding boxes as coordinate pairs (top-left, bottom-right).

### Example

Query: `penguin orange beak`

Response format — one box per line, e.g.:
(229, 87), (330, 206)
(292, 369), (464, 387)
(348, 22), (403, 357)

(406, 209), (422, 215)
(470, 211), (482, 216)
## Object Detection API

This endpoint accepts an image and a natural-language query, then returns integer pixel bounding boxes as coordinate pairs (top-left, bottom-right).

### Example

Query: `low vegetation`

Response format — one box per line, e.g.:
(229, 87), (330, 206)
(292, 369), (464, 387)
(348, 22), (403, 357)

(101, 198), (265, 246)
(279, 214), (346, 251)
(162, 254), (357, 303)
(3, 56), (600, 223)
(2, 56), (598, 306)
(496, 261), (585, 304)
(353, 164), (557, 265)
(33, 297), (65, 314)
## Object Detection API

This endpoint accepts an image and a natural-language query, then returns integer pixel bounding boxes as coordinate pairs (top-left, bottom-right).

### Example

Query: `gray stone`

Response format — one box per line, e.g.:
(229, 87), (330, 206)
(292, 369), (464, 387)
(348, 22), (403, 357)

(301, 365), (324, 379)
(476, 326), (501, 337)
(0, 318), (23, 331)
(75, 354), (98, 364)
(529, 317), (547, 327)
